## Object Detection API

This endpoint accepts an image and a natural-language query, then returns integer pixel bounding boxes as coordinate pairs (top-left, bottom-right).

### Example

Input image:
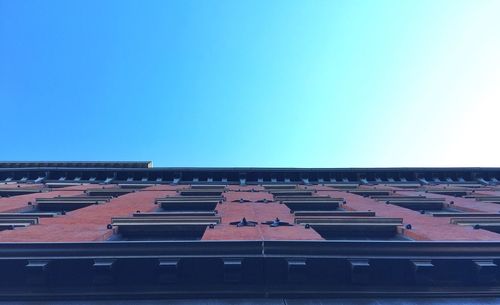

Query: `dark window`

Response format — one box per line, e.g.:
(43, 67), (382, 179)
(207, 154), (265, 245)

(428, 190), (469, 197)
(296, 217), (409, 241)
(29, 196), (111, 213)
(109, 215), (220, 241)
(0, 188), (42, 197)
(432, 212), (500, 217)
(372, 196), (451, 212)
(156, 196), (222, 212)
(325, 183), (359, 190)
(86, 188), (135, 197)
(0, 215), (39, 231)
(190, 185), (226, 190)
(133, 211), (217, 217)
(262, 184), (297, 190)
(466, 195), (500, 204)
(117, 184), (153, 189)
(280, 197), (343, 212)
(293, 210), (375, 217)
(270, 190), (314, 197)
(450, 217), (500, 234)
(349, 190), (393, 197)
(179, 189), (224, 197)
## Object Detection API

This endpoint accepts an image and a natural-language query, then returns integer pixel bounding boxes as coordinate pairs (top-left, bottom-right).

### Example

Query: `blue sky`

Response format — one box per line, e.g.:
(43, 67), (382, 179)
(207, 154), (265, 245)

(1, 0), (499, 167)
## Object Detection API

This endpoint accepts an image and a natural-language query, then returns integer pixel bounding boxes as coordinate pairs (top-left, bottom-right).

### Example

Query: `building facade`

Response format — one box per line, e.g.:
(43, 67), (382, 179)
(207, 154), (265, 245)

(0, 162), (500, 302)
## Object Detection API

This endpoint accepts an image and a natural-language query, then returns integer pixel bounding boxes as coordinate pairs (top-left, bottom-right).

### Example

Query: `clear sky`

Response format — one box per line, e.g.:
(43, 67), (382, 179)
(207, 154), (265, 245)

(1, 0), (499, 167)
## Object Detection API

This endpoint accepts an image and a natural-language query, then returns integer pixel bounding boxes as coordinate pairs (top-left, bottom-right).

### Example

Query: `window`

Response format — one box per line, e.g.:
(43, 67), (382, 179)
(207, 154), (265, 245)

(432, 212), (500, 218)
(190, 185), (227, 190)
(280, 197), (343, 212)
(109, 214), (220, 241)
(262, 184), (297, 190)
(45, 183), (82, 188)
(0, 215), (39, 231)
(32, 196), (111, 213)
(372, 196), (451, 212)
(293, 211), (375, 217)
(118, 184), (153, 189)
(325, 183), (359, 190)
(86, 188), (134, 197)
(0, 188), (42, 197)
(0, 212), (55, 218)
(465, 196), (500, 204)
(155, 186), (224, 212)
(386, 183), (421, 189)
(296, 217), (408, 240)
(133, 211), (218, 217)
(385, 199), (446, 211)
(179, 186), (225, 196)
(269, 190), (314, 197)
(454, 183), (487, 188)
(450, 217), (500, 234)
(264, 185), (314, 197)
(348, 190), (393, 197)
(427, 189), (469, 197)
(156, 196), (222, 212)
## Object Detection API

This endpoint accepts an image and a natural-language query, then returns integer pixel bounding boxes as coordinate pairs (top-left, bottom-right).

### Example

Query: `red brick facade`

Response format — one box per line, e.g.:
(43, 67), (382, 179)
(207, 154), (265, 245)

(1, 177), (499, 242)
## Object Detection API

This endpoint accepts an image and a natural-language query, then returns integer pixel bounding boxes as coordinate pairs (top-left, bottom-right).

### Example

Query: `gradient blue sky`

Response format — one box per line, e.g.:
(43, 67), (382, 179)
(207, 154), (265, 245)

(1, 0), (499, 167)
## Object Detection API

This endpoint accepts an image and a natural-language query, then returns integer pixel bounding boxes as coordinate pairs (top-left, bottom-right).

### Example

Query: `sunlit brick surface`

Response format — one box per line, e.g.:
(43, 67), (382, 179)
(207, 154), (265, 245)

(1, 166), (500, 242)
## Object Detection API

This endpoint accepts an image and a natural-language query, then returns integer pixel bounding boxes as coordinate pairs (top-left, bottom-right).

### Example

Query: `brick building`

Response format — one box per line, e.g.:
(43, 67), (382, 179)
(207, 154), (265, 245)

(1, 162), (500, 304)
